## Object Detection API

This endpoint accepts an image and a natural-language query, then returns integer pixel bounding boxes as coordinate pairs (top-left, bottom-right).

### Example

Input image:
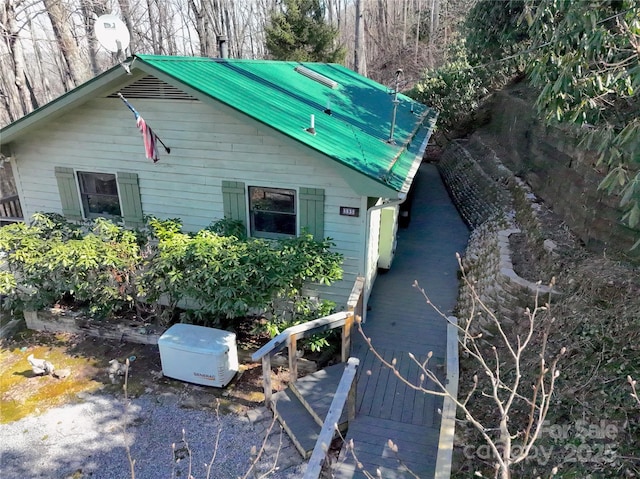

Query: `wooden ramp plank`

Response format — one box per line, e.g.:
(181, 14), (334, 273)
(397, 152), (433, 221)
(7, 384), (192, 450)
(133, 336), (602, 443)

(291, 362), (345, 426)
(271, 389), (319, 458)
(332, 163), (469, 478)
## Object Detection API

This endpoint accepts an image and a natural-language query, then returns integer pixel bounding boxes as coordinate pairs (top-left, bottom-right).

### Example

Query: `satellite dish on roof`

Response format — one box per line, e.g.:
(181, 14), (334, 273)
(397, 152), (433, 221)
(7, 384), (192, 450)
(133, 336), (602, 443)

(95, 14), (130, 53)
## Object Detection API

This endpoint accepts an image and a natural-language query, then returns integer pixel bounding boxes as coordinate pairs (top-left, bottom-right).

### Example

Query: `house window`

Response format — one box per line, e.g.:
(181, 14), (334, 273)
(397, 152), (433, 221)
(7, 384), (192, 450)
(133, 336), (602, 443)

(77, 172), (121, 218)
(249, 186), (296, 238)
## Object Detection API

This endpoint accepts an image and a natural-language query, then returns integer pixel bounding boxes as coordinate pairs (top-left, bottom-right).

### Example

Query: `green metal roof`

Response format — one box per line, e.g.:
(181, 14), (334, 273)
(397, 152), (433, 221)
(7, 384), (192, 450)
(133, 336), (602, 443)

(1, 55), (437, 194)
(134, 55), (437, 193)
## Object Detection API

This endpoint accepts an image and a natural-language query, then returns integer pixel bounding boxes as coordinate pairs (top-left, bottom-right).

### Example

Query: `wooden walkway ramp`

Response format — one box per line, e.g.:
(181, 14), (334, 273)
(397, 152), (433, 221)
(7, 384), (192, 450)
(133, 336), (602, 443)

(333, 163), (469, 479)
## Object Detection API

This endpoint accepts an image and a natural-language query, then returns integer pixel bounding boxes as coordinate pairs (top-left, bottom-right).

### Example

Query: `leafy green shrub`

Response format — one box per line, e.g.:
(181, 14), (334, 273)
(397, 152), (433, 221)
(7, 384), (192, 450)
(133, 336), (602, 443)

(206, 218), (247, 239)
(142, 220), (343, 326)
(1, 214), (344, 342)
(0, 270), (16, 296)
(408, 38), (487, 131)
(0, 214), (141, 316)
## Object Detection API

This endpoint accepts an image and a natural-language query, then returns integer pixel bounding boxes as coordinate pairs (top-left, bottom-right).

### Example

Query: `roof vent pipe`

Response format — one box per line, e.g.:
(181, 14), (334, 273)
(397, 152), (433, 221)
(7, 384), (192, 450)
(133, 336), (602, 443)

(218, 35), (228, 58)
(324, 99), (332, 115)
(387, 69), (403, 144)
(306, 114), (316, 135)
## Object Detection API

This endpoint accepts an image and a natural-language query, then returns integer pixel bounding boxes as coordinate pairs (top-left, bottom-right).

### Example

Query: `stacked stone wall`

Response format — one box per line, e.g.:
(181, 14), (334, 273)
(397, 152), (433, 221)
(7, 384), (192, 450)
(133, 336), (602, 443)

(438, 141), (511, 229)
(484, 87), (640, 259)
(438, 138), (558, 328)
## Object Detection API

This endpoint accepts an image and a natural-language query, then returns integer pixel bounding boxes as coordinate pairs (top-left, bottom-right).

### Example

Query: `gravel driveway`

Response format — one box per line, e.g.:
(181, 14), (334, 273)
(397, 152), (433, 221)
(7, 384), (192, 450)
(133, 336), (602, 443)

(0, 392), (306, 479)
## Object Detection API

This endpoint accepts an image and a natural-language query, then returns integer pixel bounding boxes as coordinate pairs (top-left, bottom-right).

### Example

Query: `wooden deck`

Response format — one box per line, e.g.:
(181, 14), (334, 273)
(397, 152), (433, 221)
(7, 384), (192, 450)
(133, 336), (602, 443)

(333, 163), (469, 479)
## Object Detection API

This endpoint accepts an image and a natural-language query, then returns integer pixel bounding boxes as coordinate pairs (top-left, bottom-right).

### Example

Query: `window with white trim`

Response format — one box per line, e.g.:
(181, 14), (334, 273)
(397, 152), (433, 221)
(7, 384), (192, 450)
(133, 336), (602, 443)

(249, 186), (296, 238)
(77, 171), (121, 218)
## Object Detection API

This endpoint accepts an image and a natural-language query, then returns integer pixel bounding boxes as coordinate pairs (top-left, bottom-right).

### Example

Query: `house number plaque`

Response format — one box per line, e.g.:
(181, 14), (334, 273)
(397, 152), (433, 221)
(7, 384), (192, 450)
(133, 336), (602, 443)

(340, 206), (360, 217)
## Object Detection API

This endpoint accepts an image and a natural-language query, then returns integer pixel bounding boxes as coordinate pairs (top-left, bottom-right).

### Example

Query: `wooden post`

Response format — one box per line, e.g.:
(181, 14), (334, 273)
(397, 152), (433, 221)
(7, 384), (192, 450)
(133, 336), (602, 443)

(262, 355), (272, 405)
(288, 333), (298, 384)
(341, 312), (353, 363)
(344, 276), (365, 362)
(347, 367), (357, 422)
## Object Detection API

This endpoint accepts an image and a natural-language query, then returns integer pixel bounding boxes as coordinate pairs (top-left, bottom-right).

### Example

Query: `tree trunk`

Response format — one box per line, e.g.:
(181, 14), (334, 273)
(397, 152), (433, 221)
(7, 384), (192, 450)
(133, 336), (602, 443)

(189, 0), (211, 56)
(118, 0), (137, 53)
(428, 0), (439, 67)
(0, 54), (19, 124)
(377, 0), (387, 45)
(224, 3), (233, 57)
(354, 0), (363, 73)
(145, 0), (159, 54)
(1, 1), (32, 116)
(156, 0), (167, 54)
(23, 72), (39, 111)
(415, 0), (422, 63)
(161, 2), (177, 55)
(44, 0), (91, 88)
(81, 0), (107, 75)
(402, 0), (408, 47)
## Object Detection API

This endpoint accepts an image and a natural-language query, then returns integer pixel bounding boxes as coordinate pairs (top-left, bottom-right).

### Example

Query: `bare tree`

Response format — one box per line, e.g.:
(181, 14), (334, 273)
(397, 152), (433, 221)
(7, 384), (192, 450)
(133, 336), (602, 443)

(43, 0), (91, 88)
(428, 0), (439, 67)
(188, 0), (215, 56)
(352, 270), (565, 479)
(80, 0), (108, 75)
(1, 0), (33, 118)
(117, 0), (137, 53)
(354, 0), (365, 74)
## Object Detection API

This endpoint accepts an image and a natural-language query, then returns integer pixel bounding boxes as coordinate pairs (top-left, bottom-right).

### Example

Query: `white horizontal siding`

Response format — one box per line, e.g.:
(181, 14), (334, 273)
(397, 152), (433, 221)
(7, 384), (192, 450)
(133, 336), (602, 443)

(13, 96), (366, 307)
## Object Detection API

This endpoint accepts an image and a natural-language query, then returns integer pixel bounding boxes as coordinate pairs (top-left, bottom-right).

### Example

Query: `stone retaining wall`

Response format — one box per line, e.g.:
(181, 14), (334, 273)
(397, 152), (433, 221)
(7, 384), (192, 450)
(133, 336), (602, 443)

(438, 139), (558, 328)
(485, 86), (640, 259)
(438, 141), (510, 229)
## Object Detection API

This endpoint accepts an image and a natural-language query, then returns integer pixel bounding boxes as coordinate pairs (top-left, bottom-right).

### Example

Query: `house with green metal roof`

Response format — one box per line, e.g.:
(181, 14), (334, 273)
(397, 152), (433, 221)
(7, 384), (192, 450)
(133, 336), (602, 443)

(0, 54), (437, 307)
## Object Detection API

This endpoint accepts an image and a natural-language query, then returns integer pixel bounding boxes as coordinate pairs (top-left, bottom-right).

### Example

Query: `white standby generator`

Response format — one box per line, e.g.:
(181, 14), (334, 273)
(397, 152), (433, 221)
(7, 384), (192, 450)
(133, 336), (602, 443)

(158, 323), (239, 387)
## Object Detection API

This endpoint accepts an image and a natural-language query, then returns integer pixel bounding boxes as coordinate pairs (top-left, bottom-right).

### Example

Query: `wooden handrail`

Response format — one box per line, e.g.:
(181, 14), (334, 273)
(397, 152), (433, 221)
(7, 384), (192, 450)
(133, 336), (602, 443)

(252, 311), (350, 405)
(304, 357), (360, 479)
(253, 276), (365, 405)
(251, 311), (350, 362)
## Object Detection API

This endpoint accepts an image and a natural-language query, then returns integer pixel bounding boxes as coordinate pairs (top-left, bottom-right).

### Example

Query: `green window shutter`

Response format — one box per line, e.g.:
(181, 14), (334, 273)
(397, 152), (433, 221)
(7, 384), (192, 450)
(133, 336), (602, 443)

(222, 180), (247, 225)
(299, 188), (324, 240)
(54, 167), (82, 221)
(117, 172), (144, 228)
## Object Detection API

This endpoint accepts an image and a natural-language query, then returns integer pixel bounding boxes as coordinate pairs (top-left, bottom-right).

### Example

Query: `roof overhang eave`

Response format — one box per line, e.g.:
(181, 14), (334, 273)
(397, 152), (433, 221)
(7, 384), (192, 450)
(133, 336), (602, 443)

(398, 112), (438, 198)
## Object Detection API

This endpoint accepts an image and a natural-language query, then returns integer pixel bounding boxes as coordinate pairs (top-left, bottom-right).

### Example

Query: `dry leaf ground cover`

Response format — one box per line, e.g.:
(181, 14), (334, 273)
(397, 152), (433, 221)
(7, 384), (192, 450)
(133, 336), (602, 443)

(453, 225), (640, 478)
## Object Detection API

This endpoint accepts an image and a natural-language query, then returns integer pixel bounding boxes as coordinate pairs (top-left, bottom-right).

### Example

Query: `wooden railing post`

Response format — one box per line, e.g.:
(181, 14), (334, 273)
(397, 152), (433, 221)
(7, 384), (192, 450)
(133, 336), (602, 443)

(251, 277), (364, 409)
(288, 333), (298, 384)
(262, 355), (272, 405)
(347, 364), (357, 422)
(343, 276), (365, 362)
(341, 312), (353, 363)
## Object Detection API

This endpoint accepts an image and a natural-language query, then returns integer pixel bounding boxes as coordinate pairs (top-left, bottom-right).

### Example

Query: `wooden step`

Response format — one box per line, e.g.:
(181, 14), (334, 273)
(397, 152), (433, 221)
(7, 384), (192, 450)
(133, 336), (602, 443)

(289, 363), (348, 430)
(271, 388), (320, 458)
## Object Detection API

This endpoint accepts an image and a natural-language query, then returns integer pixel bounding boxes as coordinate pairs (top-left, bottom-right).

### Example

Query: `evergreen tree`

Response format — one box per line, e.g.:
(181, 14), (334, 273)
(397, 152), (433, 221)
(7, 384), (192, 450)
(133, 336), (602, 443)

(265, 0), (345, 63)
